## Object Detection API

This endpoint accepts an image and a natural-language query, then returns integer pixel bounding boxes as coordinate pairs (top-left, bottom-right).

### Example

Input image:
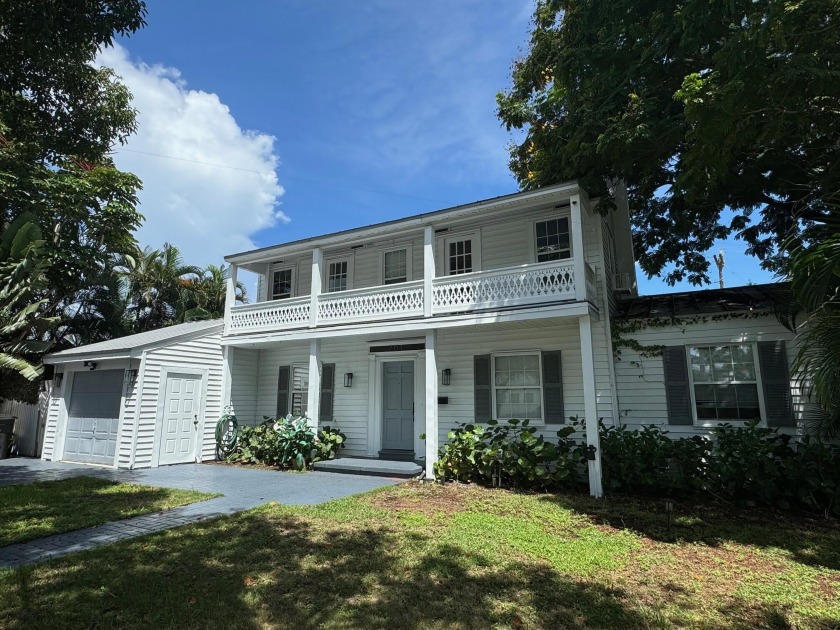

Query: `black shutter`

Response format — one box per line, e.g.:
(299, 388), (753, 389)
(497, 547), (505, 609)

(758, 341), (795, 427)
(319, 363), (335, 422)
(474, 355), (492, 423)
(662, 346), (693, 425)
(276, 365), (290, 418)
(541, 351), (565, 423)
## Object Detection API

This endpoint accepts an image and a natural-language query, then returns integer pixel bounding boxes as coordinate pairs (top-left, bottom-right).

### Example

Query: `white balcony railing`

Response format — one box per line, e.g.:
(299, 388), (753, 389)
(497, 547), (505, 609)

(318, 280), (424, 324)
(227, 295), (310, 333)
(432, 260), (576, 314)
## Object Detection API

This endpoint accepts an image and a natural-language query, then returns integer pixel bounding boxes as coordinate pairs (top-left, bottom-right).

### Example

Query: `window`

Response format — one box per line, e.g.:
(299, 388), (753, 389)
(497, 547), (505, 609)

(290, 365), (309, 416)
(327, 260), (349, 292)
(493, 354), (542, 422)
(689, 344), (761, 421)
(535, 217), (571, 262)
(383, 248), (409, 284)
(447, 238), (473, 275)
(272, 268), (293, 300)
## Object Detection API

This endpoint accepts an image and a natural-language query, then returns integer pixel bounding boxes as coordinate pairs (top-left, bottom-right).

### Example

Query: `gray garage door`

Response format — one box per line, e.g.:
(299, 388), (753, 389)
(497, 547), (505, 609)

(63, 370), (123, 465)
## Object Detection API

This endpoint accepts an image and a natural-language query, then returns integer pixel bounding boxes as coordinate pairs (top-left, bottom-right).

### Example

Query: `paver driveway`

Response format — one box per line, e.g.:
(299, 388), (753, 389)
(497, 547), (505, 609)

(0, 458), (402, 568)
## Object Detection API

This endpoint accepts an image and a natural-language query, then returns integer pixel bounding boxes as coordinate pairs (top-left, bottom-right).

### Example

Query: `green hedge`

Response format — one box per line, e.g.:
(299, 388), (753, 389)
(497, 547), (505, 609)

(435, 419), (840, 516)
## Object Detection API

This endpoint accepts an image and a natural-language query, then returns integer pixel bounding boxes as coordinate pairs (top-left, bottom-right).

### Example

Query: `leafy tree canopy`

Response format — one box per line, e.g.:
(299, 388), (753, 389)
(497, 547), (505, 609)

(498, 0), (840, 284)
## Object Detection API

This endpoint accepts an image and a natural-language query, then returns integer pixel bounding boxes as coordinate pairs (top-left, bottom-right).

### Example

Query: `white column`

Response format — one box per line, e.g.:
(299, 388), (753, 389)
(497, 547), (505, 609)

(306, 338), (321, 429)
(579, 314), (603, 497)
(423, 225), (435, 317)
(310, 247), (322, 327)
(424, 329), (439, 479)
(224, 263), (239, 331)
(221, 346), (234, 411)
(569, 194), (587, 302)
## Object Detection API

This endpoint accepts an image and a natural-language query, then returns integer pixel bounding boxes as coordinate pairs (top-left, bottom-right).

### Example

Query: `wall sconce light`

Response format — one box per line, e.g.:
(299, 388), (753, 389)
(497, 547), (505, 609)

(53, 373), (63, 388)
(441, 368), (451, 386)
(344, 372), (353, 388)
(83, 361), (97, 371)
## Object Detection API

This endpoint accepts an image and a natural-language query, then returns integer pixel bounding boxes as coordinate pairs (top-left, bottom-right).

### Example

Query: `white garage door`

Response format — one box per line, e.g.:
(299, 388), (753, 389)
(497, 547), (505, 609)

(159, 373), (201, 465)
(63, 370), (123, 465)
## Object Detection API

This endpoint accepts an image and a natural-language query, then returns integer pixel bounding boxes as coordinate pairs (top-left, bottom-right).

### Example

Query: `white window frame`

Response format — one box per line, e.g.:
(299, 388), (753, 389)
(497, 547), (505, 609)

(532, 213), (572, 263)
(444, 232), (481, 275)
(685, 342), (767, 427)
(271, 265), (296, 300)
(288, 363), (309, 416)
(490, 350), (544, 426)
(324, 256), (354, 293)
(379, 245), (413, 285)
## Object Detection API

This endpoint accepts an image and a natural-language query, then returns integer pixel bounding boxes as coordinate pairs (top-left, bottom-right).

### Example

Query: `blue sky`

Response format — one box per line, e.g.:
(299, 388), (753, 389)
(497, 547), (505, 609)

(110, 0), (774, 295)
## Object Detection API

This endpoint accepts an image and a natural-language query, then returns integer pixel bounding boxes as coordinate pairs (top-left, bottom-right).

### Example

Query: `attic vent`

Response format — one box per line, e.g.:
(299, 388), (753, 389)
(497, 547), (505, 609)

(613, 273), (635, 294)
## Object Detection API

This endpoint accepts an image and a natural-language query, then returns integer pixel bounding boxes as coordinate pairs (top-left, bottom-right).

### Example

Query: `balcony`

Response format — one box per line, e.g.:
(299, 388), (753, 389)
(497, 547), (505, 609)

(226, 259), (593, 336)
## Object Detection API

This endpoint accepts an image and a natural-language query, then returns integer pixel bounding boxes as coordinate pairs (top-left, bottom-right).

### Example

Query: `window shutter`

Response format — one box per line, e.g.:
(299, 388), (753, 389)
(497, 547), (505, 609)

(474, 355), (492, 423)
(758, 341), (795, 427)
(541, 351), (565, 423)
(662, 346), (692, 425)
(276, 366), (290, 418)
(319, 363), (335, 422)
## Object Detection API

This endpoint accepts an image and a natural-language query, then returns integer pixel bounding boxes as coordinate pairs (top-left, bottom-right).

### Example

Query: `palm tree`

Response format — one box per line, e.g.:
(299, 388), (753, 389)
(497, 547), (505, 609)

(785, 204), (840, 437)
(175, 264), (247, 322)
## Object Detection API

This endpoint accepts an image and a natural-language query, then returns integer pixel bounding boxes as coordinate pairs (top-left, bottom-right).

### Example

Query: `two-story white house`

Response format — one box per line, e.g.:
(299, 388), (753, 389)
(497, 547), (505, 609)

(40, 180), (806, 497)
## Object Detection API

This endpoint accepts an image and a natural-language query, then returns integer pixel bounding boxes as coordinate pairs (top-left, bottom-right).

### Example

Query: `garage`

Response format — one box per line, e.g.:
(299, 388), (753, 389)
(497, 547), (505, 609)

(63, 370), (124, 465)
(41, 319), (225, 469)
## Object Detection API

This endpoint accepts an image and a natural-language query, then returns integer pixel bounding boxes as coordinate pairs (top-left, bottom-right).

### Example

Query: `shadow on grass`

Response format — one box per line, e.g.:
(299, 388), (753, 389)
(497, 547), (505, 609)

(1, 508), (646, 630)
(538, 491), (840, 572)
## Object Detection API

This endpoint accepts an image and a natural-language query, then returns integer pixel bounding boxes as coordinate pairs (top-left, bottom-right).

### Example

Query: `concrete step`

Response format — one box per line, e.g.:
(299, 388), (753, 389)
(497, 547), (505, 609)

(313, 457), (423, 478)
(377, 449), (416, 462)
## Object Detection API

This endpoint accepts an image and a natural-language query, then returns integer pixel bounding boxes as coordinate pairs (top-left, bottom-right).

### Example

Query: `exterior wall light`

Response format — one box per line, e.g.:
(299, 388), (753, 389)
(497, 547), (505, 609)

(83, 361), (97, 371)
(441, 368), (451, 386)
(344, 372), (353, 388)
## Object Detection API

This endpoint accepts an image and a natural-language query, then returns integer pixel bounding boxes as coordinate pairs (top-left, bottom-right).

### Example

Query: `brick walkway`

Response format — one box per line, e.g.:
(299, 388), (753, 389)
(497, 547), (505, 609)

(0, 458), (402, 569)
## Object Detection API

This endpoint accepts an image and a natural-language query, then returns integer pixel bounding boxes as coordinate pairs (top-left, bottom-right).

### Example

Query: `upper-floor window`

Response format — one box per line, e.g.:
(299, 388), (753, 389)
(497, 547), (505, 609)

(445, 234), (478, 275)
(272, 268), (294, 300)
(327, 260), (350, 292)
(383, 248), (409, 284)
(535, 217), (571, 262)
(689, 344), (760, 422)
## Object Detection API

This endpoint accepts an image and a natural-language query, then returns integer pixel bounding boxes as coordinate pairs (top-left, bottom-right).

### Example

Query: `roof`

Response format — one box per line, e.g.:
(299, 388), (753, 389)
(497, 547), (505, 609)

(616, 283), (791, 320)
(43, 319), (223, 363)
(225, 181), (584, 266)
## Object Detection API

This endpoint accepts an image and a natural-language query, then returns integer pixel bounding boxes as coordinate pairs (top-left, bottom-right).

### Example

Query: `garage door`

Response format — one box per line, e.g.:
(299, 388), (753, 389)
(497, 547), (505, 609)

(63, 370), (123, 465)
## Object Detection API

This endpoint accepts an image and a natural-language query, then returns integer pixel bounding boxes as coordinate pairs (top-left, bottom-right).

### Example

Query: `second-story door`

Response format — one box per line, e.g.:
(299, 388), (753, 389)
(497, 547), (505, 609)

(382, 361), (414, 452)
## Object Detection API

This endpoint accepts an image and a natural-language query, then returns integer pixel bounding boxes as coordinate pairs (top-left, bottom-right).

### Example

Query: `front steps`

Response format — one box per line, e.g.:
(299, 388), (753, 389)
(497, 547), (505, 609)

(314, 457), (423, 478)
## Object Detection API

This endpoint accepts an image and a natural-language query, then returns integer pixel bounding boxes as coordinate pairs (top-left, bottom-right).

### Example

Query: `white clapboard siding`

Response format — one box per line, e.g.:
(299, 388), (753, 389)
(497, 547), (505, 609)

(40, 374), (65, 461)
(230, 347), (261, 426)
(132, 330), (225, 468)
(116, 360), (141, 468)
(614, 314), (808, 437)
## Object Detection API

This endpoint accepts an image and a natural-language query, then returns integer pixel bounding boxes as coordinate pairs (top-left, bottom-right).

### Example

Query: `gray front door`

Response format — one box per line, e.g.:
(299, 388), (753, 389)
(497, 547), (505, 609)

(63, 370), (123, 465)
(382, 361), (414, 451)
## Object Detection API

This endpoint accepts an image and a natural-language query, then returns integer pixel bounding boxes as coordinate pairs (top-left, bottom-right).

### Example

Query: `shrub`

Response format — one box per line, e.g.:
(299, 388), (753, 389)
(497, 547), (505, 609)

(434, 418), (586, 491)
(226, 415), (347, 470)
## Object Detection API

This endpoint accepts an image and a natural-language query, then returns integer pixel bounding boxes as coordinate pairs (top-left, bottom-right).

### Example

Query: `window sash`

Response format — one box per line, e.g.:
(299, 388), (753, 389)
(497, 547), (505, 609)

(272, 269), (293, 300)
(447, 239), (473, 275)
(492, 353), (543, 422)
(327, 261), (348, 292)
(383, 249), (408, 284)
(535, 217), (571, 262)
(688, 344), (762, 422)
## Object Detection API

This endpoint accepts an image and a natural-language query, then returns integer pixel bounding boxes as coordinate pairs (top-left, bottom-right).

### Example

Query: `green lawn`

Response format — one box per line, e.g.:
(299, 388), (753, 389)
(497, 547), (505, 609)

(1, 482), (838, 629)
(0, 476), (219, 547)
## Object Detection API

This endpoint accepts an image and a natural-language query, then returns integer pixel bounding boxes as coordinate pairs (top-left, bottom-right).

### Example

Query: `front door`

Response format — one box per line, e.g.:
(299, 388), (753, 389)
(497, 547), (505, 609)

(382, 361), (414, 451)
(159, 373), (201, 465)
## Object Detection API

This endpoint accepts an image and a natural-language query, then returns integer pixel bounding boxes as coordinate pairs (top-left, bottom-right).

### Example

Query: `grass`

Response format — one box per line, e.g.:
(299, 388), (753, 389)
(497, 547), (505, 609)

(0, 482), (838, 629)
(0, 476), (219, 547)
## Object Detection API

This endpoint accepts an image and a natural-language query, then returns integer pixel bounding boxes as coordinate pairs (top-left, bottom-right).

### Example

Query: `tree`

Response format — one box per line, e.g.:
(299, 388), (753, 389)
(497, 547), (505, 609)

(176, 264), (247, 323)
(497, 0), (840, 284)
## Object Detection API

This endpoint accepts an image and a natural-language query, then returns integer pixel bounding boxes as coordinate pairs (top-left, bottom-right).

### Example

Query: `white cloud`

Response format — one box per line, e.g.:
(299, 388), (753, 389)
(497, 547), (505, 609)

(98, 43), (286, 267)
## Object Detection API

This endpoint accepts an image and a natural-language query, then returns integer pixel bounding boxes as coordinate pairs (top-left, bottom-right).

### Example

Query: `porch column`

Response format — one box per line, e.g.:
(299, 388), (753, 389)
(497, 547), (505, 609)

(423, 225), (435, 317)
(224, 263), (239, 332)
(310, 247), (322, 327)
(306, 338), (321, 429)
(579, 314), (604, 497)
(424, 329), (439, 479)
(569, 194), (587, 302)
(221, 346), (234, 411)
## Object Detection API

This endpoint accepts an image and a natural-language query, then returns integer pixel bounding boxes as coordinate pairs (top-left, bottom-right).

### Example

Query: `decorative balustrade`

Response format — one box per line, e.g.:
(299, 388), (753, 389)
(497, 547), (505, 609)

(227, 296), (311, 333)
(431, 260), (576, 314)
(318, 280), (424, 324)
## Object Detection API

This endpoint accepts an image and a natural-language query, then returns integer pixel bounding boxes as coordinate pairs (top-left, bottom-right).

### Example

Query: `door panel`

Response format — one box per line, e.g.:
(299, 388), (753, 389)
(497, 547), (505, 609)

(159, 373), (201, 465)
(382, 362), (414, 451)
(63, 370), (123, 465)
